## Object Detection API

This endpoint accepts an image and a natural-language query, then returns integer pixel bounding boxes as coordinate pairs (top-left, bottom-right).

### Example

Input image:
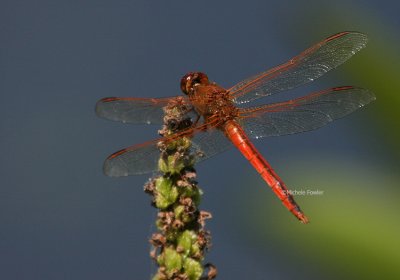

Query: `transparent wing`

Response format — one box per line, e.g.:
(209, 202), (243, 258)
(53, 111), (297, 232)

(230, 32), (368, 104)
(95, 96), (192, 124)
(239, 87), (375, 138)
(103, 123), (232, 176)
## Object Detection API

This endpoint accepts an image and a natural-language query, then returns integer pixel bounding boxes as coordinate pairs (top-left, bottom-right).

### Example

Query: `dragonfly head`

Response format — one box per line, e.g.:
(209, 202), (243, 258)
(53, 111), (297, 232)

(180, 72), (209, 95)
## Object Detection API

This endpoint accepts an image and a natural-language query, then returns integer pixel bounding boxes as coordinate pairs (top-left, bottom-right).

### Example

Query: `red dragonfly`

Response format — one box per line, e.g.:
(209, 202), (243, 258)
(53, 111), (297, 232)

(96, 32), (375, 223)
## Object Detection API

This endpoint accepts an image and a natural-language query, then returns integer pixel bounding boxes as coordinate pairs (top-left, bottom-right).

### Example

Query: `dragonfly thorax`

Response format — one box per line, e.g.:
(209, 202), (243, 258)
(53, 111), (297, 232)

(180, 72), (238, 121)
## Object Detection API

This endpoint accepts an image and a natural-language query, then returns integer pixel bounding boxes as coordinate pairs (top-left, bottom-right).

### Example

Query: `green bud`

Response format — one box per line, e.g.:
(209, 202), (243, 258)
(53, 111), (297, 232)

(183, 257), (203, 280)
(180, 137), (192, 149)
(158, 157), (169, 173)
(191, 241), (201, 258)
(181, 186), (202, 206)
(164, 247), (183, 276)
(170, 154), (189, 174)
(174, 205), (185, 220)
(192, 188), (202, 206)
(177, 230), (196, 257)
(181, 212), (194, 224)
(155, 177), (179, 209)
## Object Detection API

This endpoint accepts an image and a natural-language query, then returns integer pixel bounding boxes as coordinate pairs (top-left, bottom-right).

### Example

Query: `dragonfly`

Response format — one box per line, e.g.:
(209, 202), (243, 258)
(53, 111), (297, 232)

(96, 31), (375, 223)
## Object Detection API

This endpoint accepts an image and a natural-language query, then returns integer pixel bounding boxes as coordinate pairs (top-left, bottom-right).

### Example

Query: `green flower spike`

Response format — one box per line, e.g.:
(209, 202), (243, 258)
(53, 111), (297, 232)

(145, 98), (217, 280)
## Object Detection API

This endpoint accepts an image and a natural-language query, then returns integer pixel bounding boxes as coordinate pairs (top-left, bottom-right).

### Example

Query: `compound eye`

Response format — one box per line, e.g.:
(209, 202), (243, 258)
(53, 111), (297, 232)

(180, 73), (195, 95)
(180, 72), (209, 95)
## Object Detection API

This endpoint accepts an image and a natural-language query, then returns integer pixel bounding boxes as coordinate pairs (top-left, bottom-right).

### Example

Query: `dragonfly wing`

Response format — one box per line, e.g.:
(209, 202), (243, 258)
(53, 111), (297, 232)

(104, 140), (162, 176)
(230, 32), (368, 104)
(103, 124), (232, 176)
(95, 96), (192, 124)
(190, 125), (232, 161)
(239, 87), (375, 138)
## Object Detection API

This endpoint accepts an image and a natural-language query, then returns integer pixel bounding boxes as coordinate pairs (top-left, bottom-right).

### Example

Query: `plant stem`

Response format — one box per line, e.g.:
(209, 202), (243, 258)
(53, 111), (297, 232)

(144, 98), (217, 280)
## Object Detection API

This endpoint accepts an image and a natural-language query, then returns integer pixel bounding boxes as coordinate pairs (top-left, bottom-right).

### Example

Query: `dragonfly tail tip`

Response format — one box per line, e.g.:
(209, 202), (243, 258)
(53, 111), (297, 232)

(300, 215), (309, 224)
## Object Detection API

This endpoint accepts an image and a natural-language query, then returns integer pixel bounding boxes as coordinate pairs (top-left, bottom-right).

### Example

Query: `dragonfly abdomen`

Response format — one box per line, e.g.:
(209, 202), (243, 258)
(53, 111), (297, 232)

(223, 120), (309, 223)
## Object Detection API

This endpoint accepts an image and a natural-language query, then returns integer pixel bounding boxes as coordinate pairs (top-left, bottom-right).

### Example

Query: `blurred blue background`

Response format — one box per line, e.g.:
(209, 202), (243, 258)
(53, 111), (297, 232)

(1, 0), (399, 279)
